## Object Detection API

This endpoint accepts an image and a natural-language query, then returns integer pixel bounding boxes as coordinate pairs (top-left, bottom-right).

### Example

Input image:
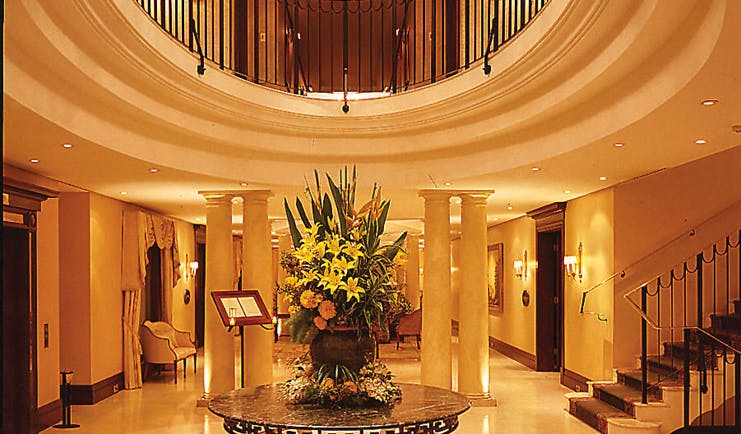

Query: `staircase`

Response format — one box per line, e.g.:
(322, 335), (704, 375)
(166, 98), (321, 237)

(567, 230), (741, 434)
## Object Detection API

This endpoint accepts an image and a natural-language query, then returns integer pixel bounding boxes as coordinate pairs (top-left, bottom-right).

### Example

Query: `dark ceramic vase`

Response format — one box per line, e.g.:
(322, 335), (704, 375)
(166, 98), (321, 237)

(310, 328), (375, 372)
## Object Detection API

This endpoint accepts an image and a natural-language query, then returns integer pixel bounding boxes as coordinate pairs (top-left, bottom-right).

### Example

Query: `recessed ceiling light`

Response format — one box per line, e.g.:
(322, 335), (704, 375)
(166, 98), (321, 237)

(531, 167), (540, 172)
(695, 139), (707, 145)
(240, 182), (248, 187)
(599, 176), (608, 181)
(444, 182), (452, 187)
(613, 142), (624, 148)
(149, 168), (159, 173)
(29, 158), (40, 164)
(120, 191), (128, 196)
(701, 99), (719, 106)
(493, 217), (499, 221)
(564, 189), (571, 194)
(62, 143), (74, 149)
(507, 203), (513, 210)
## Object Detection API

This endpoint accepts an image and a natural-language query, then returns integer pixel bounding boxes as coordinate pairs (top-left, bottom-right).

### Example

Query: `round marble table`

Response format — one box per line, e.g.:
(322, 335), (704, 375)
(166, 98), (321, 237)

(207, 383), (471, 434)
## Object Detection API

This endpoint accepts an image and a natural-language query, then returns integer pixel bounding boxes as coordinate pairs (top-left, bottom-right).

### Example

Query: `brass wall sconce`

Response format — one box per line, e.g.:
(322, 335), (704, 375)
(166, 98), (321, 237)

(185, 254), (199, 280)
(513, 250), (528, 281)
(564, 242), (583, 283)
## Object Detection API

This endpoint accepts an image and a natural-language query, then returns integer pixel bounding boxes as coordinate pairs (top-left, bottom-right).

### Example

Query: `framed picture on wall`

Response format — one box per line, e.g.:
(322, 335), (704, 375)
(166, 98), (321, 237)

(488, 243), (504, 315)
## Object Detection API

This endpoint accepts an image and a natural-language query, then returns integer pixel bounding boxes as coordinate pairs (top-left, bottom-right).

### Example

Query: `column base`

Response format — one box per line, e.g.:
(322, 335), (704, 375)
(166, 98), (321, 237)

(464, 392), (497, 407)
(196, 393), (212, 407)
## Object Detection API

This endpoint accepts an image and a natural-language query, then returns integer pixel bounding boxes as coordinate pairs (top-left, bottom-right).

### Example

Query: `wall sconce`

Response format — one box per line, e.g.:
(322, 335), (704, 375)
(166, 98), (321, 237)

(185, 254), (199, 280)
(513, 250), (528, 281)
(564, 242), (583, 283)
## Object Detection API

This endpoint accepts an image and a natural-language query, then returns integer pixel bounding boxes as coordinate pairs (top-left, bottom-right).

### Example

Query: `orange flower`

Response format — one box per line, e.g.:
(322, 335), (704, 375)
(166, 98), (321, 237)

(344, 381), (358, 393)
(318, 300), (337, 320)
(313, 316), (327, 330)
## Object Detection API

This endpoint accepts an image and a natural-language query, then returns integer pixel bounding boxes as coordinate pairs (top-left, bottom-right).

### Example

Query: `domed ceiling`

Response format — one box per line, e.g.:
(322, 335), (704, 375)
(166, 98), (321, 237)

(3, 0), (740, 233)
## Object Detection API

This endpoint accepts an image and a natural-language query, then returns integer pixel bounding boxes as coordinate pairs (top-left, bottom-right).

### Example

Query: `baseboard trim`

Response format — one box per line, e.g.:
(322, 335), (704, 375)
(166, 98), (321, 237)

(488, 337), (536, 370)
(70, 372), (124, 405)
(35, 398), (62, 431)
(561, 368), (590, 393)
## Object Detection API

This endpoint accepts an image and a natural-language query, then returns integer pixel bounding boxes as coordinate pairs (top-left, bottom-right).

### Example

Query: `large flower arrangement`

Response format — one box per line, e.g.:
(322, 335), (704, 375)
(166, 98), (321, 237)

(278, 168), (407, 407)
(280, 168), (407, 344)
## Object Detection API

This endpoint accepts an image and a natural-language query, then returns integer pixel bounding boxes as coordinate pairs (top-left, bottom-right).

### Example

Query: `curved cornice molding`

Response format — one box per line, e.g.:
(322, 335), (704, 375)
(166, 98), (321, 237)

(4, 0), (726, 186)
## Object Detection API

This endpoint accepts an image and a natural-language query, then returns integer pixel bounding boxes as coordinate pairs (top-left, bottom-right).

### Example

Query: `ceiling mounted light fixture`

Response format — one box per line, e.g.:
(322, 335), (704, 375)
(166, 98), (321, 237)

(613, 142), (624, 148)
(29, 158), (40, 164)
(120, 191), (128, 196)
(444, 182), (452, 187)
(240, 182), (248, 187)
(531, 167), (540, 172)
(564, 189), (571, 194)
(149, 168), (159, 173)
(599, 176), (608, 181)
(695, 139), (707, 145)
(701, 99), (719, 106)
(62, 143), (74, 149)
(507, 203), (513, 210)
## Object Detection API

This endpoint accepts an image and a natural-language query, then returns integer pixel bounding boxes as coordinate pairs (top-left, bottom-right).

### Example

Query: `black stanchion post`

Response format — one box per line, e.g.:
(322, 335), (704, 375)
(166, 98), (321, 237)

(54, 370), (80, 429)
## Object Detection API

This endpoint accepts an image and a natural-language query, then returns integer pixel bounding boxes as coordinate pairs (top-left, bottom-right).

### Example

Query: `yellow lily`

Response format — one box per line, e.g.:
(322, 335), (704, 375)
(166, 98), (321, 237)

(299, 269), (320, 286)
(343, 277), (365, 302)
(344, 243), (364, 260)
(319, 270), (344, 295)
(326, 235), (343, 256)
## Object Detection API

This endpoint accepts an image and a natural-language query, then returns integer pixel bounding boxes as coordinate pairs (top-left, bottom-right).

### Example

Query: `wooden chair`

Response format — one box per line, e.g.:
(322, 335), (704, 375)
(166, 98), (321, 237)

(396, 309), (421, 350)
(140, 320), (196, 384)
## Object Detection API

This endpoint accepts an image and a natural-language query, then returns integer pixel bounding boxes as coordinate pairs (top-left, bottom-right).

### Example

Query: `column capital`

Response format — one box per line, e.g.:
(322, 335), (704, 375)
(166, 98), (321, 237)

(459, 190), (494, 205)
(418, 189), (454, 202)
(198, 191), (234, 206)
(239, 189), (273, 204)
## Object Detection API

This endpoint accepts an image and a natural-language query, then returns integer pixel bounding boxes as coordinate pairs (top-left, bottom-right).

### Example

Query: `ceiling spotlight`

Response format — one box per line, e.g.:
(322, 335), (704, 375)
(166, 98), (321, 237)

(120, 191), (128, 196)
(531, 167), (540, 172)
(240, 182), (248, 187)
(149, 168), (159, 173)
(29, 158), (40, 164)
(507, 203), (513, 210)
(701, 99), (718, 106)
(599, 176), (608, 181)
(563, 189), (571, 194)
(695, 139), (707, 145)
(62, 143), (74, 149)
(444, 182), (452, 187)
(613, 142), (624, 148)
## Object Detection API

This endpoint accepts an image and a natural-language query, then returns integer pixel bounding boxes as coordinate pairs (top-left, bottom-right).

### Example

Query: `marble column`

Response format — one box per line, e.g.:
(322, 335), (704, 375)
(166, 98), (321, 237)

(458, 192), (493, 399)
(200, 192), (235, 396)
(276, 234), (292, 315)
(405, 234), (422, 309)
(419, 190), (453, 389)
(241, 190), (274, 389)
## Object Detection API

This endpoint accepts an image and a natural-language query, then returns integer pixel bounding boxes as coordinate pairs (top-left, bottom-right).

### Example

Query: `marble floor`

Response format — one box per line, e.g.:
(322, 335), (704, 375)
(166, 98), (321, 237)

(42, 337), (597, 433)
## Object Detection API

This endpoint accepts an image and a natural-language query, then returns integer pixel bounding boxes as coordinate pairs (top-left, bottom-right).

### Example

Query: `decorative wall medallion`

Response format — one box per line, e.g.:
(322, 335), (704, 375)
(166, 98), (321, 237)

(521, 290), (530, 307)
(184, 289), (191, 305)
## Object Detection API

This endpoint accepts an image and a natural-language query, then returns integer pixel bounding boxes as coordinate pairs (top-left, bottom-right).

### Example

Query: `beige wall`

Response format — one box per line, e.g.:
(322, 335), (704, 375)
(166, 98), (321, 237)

(612, 146), (741, 368)
(37, 198), (60, 406)
(89, 194), (125, 382)
(59, 193), (92, 384)
(486, 216), (537, 355)
(450, 238), (461, 322)
(564, 189), (615, 381)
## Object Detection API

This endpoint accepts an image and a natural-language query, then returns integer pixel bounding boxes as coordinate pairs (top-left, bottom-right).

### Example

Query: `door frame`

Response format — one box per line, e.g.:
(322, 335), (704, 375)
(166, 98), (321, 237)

(3, 179), (56, 433)
(527, 203), (566, 373)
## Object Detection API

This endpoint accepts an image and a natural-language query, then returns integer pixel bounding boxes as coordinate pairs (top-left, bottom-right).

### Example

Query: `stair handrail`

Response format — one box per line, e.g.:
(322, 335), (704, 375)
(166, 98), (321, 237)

(576, 200), (741, 320)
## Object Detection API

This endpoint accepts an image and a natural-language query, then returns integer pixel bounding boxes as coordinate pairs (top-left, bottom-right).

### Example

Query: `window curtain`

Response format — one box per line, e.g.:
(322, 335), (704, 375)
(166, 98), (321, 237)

(121, 211), (182, 389)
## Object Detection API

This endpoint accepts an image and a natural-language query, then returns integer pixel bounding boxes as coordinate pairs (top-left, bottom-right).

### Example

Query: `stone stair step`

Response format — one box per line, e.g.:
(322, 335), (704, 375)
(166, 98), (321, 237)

(616, 369), (680, 399)
(662, 341), (717, 368)
(569, 396), (632, 434)
(593, 383), (660, 416)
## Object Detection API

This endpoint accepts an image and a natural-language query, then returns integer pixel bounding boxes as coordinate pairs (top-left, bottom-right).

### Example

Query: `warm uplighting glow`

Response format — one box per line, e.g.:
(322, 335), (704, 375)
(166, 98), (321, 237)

(695, 139), (707, 145)
(701, 99), (719, 106)
(29, 158), (40, 164)
(564, 242), (583, 283)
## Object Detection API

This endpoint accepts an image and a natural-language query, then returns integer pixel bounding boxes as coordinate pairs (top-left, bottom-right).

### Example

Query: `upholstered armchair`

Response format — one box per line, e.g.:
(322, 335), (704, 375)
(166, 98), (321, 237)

(396, 309), (422, 350)
(140, 320), (196, 384)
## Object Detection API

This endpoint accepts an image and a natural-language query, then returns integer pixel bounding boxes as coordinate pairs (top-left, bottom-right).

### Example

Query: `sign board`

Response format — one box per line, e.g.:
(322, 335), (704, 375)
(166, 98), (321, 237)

(210, 290), (272, 327)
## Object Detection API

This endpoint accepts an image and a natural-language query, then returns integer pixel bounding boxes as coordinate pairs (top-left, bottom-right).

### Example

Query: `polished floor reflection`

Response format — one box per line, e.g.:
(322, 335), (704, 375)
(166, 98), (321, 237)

(42, 337), (597, 433)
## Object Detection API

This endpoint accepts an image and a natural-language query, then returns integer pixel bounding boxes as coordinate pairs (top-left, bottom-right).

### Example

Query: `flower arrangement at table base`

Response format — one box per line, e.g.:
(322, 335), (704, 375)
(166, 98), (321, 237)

(276, 167), (407, 408)
(282, 353), (401, 408)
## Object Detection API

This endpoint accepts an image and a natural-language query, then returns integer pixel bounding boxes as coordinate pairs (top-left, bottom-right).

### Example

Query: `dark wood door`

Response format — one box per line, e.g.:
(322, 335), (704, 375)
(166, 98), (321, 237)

(536, 230), (563, 372)
(195, 243), (206, 347)
(2, 226), (34, 434)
